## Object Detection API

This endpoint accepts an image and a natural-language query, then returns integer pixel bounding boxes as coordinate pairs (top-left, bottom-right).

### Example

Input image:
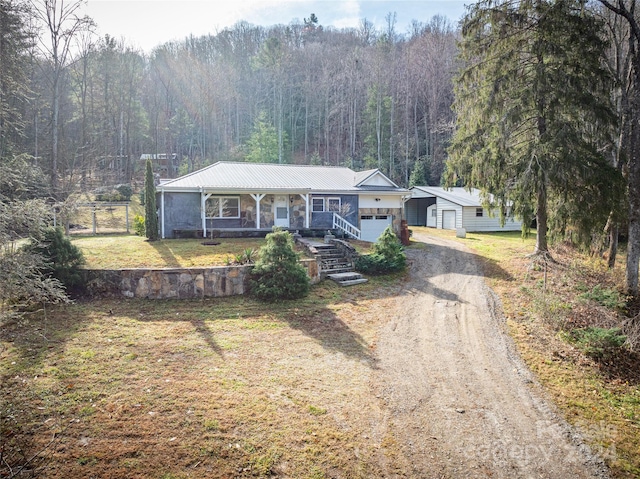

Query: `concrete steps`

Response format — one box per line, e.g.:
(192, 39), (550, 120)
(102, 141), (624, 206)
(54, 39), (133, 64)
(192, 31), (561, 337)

(296, 239), (367, 287)
(314, 244), (355, 275)
(327, 272), (368, 287)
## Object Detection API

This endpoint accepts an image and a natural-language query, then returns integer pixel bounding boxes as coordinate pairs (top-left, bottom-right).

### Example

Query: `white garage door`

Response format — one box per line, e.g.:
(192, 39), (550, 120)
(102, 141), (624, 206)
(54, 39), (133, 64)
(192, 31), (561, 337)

(361, 215), (392, 242)
(442, 210), (456, 230)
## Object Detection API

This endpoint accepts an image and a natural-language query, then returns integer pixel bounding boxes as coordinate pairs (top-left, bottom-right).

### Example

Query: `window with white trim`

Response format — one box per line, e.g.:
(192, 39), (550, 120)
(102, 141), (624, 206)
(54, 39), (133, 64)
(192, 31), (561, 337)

(205, 196), (240, 218)
(327, 197), (341, 212)
(312, 197), (325, 212)
(476, 208), (484, 217)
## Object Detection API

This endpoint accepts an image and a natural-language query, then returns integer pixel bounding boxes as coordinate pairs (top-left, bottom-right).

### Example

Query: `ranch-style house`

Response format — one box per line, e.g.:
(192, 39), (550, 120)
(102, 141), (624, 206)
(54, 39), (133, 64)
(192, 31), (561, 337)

(156, 162), (410, 242)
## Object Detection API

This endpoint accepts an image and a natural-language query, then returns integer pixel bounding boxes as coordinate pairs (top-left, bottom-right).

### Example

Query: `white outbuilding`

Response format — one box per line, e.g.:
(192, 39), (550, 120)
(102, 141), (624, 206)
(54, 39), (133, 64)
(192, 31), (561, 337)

(405, 186), (523, 232)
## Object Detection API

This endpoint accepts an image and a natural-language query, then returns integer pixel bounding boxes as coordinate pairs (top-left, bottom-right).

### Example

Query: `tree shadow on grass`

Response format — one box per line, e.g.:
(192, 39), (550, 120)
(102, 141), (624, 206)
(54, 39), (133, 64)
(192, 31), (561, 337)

(147, 240), (181, 267)
(130, 298), (375, 366)
(378, 241), (514, 306)
(127, 300), (226, 356)
(0, 304), (89, 373)
(278, 305), (376, 368)
(189, 318), (224, 356)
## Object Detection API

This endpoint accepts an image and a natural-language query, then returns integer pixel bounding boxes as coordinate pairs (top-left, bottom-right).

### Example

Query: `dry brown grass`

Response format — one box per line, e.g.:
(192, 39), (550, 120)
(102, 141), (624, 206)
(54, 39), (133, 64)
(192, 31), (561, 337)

(4, 228), (640, 477)
(1, 275), (404, 479)
(72, 235), (269, 269)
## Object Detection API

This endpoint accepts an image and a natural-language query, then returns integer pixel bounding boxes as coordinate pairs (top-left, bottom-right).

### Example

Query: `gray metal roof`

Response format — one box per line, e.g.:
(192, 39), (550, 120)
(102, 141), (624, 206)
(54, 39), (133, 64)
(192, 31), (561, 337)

(159, 161), (407, 193)
(410, 186), (485, 207)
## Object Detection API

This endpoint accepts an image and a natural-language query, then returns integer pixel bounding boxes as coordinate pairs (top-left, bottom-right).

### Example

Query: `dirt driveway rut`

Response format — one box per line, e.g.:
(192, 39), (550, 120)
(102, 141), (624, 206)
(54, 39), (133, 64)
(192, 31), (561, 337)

(370, 232), (609, 478)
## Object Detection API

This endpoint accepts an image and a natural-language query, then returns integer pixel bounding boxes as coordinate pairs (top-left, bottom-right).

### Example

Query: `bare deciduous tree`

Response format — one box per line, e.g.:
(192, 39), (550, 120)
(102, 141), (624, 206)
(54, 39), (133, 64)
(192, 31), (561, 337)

(30, 0), (93, 195)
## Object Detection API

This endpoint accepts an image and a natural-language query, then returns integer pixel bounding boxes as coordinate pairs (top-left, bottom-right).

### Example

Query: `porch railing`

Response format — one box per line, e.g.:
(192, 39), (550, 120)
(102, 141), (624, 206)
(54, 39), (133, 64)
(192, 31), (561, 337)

(333, 213), (361, 239)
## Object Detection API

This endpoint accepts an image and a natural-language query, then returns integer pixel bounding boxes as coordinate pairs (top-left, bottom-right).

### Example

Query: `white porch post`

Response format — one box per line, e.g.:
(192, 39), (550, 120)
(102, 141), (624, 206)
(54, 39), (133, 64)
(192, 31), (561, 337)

(201, 191), (212, 238)
(299, 194), (309, 228)
(251, 194), (266, 229)
(161, 189), (165, 238)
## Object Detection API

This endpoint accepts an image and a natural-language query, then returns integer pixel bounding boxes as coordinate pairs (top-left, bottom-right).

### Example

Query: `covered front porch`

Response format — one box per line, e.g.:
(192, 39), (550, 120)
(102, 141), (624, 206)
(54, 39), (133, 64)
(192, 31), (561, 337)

(159, 190), (360, 239)
(199, 192), (311, 237)
(171, 227), (341, 240)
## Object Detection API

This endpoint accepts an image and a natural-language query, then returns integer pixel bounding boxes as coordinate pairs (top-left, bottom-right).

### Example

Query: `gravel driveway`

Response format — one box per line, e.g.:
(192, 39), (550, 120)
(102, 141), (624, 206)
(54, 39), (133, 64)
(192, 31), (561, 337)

(369, 231), (610, 478)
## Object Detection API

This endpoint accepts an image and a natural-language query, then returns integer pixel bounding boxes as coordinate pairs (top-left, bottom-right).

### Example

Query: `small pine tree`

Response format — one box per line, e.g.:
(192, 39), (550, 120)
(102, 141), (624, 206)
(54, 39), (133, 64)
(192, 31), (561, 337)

(373, 226), (406, 269)
(249, 229), (310, 301)
(355, 226), (406, 274)
(133, 214), (145, 236)
(24, 226), (85, 291)
(409, 159), (429, 187)
(144, 159), (159, 241)
(245, 112), (287, 163)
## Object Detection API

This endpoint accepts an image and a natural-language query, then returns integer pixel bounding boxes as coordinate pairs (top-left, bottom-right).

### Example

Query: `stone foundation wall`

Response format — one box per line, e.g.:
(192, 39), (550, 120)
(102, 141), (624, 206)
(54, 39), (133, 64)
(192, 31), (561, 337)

(82, 258), (320, 300)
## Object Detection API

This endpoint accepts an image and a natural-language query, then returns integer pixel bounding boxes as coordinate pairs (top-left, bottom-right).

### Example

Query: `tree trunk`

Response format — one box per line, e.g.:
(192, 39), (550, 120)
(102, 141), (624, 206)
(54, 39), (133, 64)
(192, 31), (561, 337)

(51, 68), (59, 193)
(535, 182), (549, 254)
(597, 0), (640, 295)
(376, 91), (382, 169)
(628, 221), (640, 296)
(626, 51), (640, 296)
(627, 109), (640, 295)
(607, 221), (619, 269)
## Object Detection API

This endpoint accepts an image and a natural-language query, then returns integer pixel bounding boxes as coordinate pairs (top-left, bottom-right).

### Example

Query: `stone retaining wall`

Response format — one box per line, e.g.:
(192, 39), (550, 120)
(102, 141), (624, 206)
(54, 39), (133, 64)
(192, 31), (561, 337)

(81, 258), (320, 299)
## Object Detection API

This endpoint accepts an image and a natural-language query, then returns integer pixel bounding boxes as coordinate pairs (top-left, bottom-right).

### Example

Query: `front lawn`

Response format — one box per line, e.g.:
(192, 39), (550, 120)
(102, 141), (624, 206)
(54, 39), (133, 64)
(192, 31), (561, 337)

(0, 276), (404, 478)
(72, 235), (269, 269)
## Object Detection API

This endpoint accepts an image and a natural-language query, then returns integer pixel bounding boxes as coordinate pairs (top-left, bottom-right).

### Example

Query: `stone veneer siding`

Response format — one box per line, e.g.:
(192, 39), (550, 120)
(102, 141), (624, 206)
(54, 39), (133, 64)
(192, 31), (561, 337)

(81, 258), (320, 299)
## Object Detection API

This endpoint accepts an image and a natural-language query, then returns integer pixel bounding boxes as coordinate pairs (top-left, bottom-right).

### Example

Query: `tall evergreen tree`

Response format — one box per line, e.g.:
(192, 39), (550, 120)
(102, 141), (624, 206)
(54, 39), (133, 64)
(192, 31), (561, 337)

(0, 0), (32, 158)
(409, 159), (429, 187)
(144, 158), (158, 241)
(446, 0), (622, 256)
(245, 112), (285, 163)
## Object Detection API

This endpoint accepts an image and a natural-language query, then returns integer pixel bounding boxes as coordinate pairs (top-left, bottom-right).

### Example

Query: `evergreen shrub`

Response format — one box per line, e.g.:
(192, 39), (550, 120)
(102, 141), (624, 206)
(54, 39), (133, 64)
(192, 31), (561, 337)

(355, 226), (406, 274)
(569, 327), (627, 360)
(23, 226), (85, 291)
(144, 159), (159, 241)
(249, 229), (309, 301)
(133, 215), (145, 236)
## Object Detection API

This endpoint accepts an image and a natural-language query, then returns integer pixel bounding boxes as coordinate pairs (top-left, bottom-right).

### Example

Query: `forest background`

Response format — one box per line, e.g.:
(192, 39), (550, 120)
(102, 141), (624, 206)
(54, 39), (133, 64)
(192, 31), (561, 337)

(1, 3), (458, 192)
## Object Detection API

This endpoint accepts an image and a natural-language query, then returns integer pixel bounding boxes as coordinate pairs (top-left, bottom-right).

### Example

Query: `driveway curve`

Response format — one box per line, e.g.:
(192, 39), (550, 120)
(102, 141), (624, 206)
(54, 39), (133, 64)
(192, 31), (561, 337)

(370, 231), (609, 478)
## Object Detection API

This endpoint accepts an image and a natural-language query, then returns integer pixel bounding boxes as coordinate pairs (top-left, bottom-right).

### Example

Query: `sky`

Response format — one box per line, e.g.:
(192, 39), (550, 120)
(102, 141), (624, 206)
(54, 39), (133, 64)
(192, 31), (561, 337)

(84, 0), (469, 53)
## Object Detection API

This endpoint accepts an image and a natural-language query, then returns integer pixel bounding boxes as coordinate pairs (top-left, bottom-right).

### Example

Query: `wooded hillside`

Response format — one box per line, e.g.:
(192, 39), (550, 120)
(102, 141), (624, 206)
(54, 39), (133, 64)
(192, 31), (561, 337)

(4, 3), (458, 190)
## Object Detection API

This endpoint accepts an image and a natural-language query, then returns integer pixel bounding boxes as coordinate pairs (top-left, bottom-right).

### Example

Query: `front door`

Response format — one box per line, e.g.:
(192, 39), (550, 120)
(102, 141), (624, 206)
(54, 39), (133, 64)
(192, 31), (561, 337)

(274, 195), (289, 228)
